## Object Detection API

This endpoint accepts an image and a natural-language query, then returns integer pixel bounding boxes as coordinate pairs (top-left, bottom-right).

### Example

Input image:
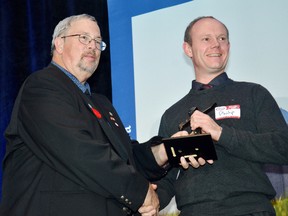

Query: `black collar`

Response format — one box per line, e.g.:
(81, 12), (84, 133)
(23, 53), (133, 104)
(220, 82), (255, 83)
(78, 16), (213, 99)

(192, 72), (229, 90)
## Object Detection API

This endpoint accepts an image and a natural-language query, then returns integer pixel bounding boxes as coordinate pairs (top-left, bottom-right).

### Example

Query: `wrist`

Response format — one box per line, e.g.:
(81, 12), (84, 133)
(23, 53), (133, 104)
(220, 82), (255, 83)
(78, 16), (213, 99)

(151, 144), (167, 166)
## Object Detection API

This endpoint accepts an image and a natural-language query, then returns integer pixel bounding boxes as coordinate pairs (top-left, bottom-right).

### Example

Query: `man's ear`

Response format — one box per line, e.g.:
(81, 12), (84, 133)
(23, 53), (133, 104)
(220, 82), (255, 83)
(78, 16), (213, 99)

(183, 42), (193, 58)
(54, 37), (64, 54)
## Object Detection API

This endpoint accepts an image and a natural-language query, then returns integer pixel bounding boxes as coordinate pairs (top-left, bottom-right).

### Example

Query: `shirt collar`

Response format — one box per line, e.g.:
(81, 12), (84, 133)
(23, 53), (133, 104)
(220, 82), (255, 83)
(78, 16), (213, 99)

(51, 61), (91, 95)
(192, 72), (229, 90)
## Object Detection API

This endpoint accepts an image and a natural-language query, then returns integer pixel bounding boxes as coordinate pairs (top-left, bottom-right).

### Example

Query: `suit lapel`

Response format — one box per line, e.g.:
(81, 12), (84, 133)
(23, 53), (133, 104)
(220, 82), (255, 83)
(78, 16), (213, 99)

(81, 94), (130, 161)
(51, 67), (131, 162)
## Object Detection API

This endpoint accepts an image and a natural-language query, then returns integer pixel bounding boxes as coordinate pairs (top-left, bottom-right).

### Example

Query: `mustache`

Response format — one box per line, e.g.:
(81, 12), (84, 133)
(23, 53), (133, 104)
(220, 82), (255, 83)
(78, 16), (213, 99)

(82, 50), (97, 58)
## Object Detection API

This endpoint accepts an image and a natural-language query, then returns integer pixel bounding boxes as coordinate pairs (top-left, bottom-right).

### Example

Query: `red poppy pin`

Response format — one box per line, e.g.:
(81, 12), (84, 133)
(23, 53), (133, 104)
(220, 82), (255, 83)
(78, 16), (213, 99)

(88, 104), (102, 119)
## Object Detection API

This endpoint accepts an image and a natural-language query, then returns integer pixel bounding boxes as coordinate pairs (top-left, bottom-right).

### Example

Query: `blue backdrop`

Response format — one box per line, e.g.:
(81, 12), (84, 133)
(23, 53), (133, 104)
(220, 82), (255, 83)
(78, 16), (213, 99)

(107, 0), (192, 139)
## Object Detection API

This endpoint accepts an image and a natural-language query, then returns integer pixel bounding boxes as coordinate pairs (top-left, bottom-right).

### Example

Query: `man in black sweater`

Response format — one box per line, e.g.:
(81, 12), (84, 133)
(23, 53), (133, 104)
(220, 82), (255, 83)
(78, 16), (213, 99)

(155, 16), (288, 216)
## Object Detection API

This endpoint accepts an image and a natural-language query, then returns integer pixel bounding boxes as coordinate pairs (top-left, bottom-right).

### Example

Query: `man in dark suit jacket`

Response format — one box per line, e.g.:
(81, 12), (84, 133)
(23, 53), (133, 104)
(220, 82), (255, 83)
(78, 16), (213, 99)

(0, 14), (180, 216)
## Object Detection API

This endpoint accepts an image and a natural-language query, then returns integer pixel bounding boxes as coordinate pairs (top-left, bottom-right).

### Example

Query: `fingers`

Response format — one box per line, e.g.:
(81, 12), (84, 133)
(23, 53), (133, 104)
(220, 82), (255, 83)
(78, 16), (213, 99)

(190, 111), (222, 141)
(180, 156), (189, 169)
(197, 157), (206, 166)
(187, 156), (201, 168)
(179, 156), (214, 169)
(180, 156), (200, 169)
(207, 159), (214, 164)
(189, 110), (203, 130)
(138, 205), (157, 215)
(141, 184), (159, 216)
(172, 130), (189, 137)
(151, 183), (157, 190)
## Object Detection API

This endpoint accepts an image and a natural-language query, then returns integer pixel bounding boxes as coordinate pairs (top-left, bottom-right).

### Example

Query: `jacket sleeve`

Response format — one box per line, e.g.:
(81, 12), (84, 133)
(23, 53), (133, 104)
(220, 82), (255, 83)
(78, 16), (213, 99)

(132, 136), (169, 181)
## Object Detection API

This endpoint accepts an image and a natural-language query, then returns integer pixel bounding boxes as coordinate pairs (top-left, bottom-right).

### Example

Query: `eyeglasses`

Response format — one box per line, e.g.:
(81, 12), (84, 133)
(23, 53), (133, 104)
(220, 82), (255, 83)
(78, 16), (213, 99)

(61, 34), (107, 51)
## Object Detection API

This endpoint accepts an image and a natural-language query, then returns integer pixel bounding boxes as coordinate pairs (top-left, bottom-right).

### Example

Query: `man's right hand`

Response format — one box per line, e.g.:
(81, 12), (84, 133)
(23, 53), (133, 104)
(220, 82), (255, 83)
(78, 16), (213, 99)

(138, 183), (159, 216)
(180, 155), (214, 169)
(172, 131), (214, 169)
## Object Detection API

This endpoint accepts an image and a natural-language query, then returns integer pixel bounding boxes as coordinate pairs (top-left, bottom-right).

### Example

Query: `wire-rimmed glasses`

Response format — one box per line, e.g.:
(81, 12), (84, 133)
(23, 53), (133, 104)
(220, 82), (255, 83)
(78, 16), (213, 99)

(61, 34), (107, 51)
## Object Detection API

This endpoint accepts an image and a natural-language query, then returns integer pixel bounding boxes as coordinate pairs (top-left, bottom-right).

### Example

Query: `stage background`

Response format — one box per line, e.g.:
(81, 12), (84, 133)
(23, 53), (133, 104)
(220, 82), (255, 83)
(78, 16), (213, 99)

(1, 0), (288, 212)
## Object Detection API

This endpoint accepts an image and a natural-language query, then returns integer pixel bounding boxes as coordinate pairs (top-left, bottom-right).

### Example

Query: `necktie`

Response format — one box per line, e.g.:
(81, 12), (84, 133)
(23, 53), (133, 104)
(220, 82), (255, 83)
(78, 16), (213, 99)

(199, 84), (213, 90)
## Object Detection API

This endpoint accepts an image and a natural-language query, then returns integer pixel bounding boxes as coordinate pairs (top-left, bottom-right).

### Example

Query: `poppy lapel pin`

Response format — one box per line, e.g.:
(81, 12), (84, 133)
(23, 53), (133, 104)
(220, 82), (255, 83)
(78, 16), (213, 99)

(88, 104), (102, 119)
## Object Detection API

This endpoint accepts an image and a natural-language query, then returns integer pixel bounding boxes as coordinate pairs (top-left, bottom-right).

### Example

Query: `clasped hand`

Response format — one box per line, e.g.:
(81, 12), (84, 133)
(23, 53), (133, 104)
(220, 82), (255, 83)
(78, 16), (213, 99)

(138, 183), (159, 216)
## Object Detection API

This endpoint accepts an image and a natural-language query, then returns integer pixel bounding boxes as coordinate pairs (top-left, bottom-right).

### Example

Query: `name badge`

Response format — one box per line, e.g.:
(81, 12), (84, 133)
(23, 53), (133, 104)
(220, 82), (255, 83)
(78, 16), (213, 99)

(215, 105), (241, 120)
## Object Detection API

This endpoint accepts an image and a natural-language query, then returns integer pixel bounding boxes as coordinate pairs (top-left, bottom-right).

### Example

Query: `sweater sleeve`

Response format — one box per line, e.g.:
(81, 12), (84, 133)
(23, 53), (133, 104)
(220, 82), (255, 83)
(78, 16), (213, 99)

(218, 84), (288, 165)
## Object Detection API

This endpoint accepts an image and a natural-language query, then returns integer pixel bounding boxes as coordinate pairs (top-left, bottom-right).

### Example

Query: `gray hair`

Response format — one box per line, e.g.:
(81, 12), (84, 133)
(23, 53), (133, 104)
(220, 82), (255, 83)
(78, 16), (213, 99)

(184, 16), (229, 45)
(51, 14), (97, 54)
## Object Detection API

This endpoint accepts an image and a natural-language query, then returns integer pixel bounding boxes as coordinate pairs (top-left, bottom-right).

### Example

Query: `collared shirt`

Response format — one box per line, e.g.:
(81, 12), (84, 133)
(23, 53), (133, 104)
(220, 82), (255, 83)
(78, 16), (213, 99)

(192, 72), (229, 90)
(51, 61), (91, 95)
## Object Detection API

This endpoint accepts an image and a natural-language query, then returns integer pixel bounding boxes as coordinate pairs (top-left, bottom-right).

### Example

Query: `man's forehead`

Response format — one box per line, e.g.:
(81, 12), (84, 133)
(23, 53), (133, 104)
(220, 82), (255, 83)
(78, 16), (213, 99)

(70, 19), (97, 28)
(192, 18), (227, 35)
(69, 19), (100, 35)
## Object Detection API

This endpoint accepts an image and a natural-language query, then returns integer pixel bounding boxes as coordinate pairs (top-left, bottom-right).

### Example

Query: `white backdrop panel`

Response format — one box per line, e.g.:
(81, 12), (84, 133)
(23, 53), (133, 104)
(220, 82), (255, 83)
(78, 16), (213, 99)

(132, 0), (288, 142)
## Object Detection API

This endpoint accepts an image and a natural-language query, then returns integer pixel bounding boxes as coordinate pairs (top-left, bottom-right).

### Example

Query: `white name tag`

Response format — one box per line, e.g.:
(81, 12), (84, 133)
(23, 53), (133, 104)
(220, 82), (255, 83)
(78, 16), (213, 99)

(215, 105), (241, 120)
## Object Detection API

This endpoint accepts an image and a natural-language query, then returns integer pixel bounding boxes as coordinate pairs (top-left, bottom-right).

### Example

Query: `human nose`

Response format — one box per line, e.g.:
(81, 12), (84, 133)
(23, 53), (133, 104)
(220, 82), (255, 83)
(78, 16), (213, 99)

(210, 38), (220, 48)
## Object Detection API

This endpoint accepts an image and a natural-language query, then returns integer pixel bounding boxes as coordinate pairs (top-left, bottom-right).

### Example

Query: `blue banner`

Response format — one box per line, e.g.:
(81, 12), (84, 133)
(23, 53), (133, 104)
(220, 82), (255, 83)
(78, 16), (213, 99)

(107, 0), (192, 139)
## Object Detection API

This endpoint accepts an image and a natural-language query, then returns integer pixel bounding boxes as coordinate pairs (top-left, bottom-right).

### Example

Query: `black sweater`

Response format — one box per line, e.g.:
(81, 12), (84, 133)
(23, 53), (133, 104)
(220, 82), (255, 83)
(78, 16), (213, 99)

(157, 79), (288, 215)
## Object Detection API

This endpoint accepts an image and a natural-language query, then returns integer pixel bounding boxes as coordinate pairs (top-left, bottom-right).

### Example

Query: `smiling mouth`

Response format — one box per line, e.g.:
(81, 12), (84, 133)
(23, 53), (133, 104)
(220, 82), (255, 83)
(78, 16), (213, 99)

(207, 53), (222, 57)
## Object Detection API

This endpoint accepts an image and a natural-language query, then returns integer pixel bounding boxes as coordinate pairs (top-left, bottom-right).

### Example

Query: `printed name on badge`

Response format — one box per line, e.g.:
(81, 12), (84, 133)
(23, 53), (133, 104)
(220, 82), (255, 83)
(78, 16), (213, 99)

(215, 105), (241, 120)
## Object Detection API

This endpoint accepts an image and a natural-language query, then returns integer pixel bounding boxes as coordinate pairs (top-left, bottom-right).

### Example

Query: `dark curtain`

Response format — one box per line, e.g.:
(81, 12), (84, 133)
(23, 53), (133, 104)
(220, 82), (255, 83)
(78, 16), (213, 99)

(0, 0), (111, 199)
